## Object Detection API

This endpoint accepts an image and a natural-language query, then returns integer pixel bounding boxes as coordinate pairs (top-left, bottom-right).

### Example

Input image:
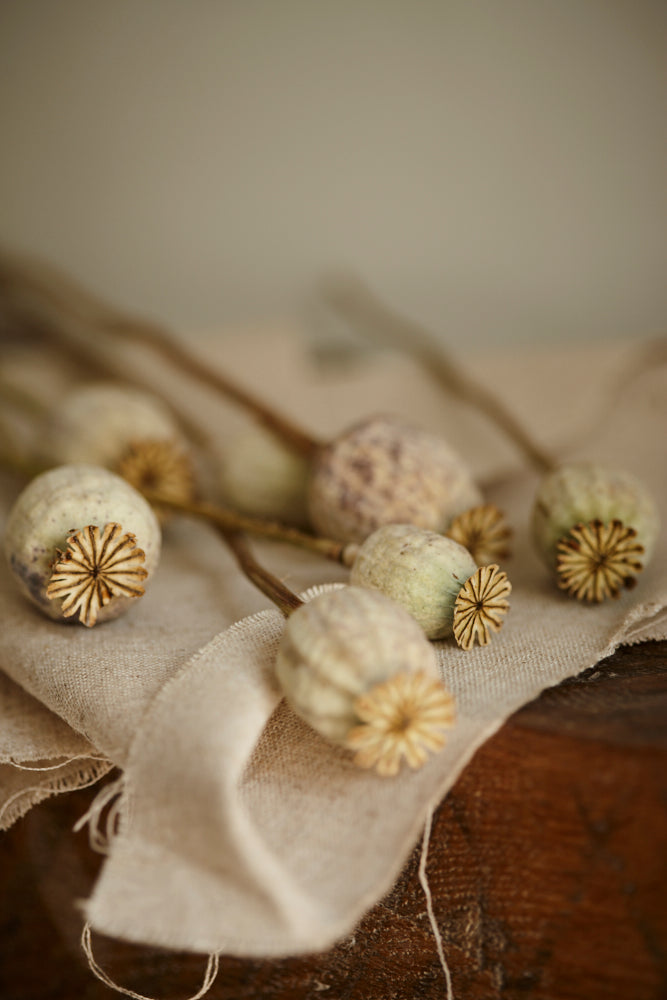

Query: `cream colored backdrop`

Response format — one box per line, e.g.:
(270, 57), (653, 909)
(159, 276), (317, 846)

(0, 0), (665, 343)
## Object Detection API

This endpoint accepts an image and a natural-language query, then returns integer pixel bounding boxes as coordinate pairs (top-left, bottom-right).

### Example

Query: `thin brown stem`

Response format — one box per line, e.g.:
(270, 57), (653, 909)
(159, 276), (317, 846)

(142, 491), (357, 567)
(0, 262), (211, 451)
(322, 276), (557, 475)
(219, 529), (304, 617)
(104, 316), (321, 460)
(0, 249), (321, 460)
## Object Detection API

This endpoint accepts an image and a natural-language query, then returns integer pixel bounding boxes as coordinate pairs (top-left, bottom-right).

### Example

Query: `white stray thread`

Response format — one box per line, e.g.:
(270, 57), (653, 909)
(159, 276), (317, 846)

(418, 804), (454, 1000)
(81, 923), (219, 1000)
(9, 753), (110, 771)
(73, 775), (125, 854)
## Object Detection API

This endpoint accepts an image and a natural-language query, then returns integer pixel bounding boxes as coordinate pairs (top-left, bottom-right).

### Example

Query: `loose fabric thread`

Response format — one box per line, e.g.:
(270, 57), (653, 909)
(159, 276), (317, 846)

(73, 774), (125, 854)
(9, 753), (110, 771)
(419, 804), (454, 1000)
(81, 923), (219, 1000)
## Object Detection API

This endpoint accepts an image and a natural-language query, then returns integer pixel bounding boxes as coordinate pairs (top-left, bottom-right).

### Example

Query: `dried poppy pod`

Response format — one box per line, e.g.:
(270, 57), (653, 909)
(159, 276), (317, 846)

(4, 464), (161, 626)
(349, 523), (511, 648)
(445, 502), (512, 566)
(219, 424), (311, 527)
(307, 414), (482, 545)
(275, 586), (456, 776)
(532, 462), (660, 602)
(42, 382), (196, 512)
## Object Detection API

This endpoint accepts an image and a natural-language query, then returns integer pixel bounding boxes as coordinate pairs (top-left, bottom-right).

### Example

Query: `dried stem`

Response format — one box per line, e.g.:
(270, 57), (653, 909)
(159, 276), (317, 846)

(142, 491), (357, 567)
(0, 258), (211, 452)
(0, 249), (321, 460)
(218, 529), (304, 617)
(322, 276), (556, 475)
(103, 315), (321, 460)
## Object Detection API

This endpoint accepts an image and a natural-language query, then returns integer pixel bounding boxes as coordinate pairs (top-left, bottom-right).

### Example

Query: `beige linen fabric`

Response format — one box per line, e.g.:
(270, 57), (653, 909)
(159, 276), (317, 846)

(0, 331), (665, 956)
(0, 670), (112, 828)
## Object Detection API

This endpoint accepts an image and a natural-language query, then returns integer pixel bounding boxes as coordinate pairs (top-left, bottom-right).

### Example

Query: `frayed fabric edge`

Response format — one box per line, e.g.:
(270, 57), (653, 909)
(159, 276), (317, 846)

(603, 595), (667, 659)
(0, 755), (113, 831)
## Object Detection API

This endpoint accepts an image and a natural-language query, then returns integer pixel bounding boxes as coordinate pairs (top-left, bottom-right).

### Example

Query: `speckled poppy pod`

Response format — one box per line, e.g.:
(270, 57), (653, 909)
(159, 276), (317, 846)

(307, 414), (483, 545)
(349, 523), (511, 648)
(4, 464), (161, 626)
(532, 462), (660, 602)
(275, 586), (456, 776)
(43, 382), (196, 515)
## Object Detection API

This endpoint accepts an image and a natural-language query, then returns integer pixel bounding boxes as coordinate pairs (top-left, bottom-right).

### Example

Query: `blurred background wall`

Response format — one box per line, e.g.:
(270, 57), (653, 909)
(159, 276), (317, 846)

(0, 0), (665, 344)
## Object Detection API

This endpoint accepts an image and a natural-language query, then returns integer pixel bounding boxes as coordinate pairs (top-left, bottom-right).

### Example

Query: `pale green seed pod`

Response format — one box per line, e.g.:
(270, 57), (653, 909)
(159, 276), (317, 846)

(275, 586), (455, 775)
(532, 462), (660, 601)
(349, 523), (512, 647)
(307, 414), (482, 544)
(350, 524), (475, 638)
(4, 464), (161, 626)
(219, 424), (311, 526)
(42, 382), (195, 515)
(44, 382), (181, 468)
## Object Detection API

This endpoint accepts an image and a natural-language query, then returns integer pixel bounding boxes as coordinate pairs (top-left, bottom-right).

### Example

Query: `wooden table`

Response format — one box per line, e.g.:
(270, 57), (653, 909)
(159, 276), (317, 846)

(1, 640), (666, 1000)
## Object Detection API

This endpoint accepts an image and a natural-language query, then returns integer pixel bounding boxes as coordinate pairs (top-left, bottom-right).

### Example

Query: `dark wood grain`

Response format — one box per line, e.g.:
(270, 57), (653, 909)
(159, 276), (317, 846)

(1, 640), (666, 1000)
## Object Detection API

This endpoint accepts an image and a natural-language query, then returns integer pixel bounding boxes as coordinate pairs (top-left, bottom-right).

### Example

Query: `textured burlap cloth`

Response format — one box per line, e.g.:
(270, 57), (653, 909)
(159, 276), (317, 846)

(1, 330), (665, 957)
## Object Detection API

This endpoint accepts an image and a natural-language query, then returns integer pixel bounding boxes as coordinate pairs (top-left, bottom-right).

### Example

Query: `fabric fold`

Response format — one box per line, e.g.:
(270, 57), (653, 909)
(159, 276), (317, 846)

(85, 605), (330, 952)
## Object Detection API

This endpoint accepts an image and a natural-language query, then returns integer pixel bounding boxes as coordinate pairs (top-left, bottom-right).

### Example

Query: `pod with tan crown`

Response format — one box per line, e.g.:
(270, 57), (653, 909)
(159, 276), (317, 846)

(43, 381), (197, 518)
(215, 531), (457, 777)
(532, 462), (660, 602)
(4, 464), (161, 627)
(350, 523), (511, 647)
(275, 585), (456, 776)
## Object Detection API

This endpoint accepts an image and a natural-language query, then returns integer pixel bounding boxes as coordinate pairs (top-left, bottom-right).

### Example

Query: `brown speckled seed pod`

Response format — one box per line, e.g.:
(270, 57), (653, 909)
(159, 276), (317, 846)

(307, 415), (482, 544)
